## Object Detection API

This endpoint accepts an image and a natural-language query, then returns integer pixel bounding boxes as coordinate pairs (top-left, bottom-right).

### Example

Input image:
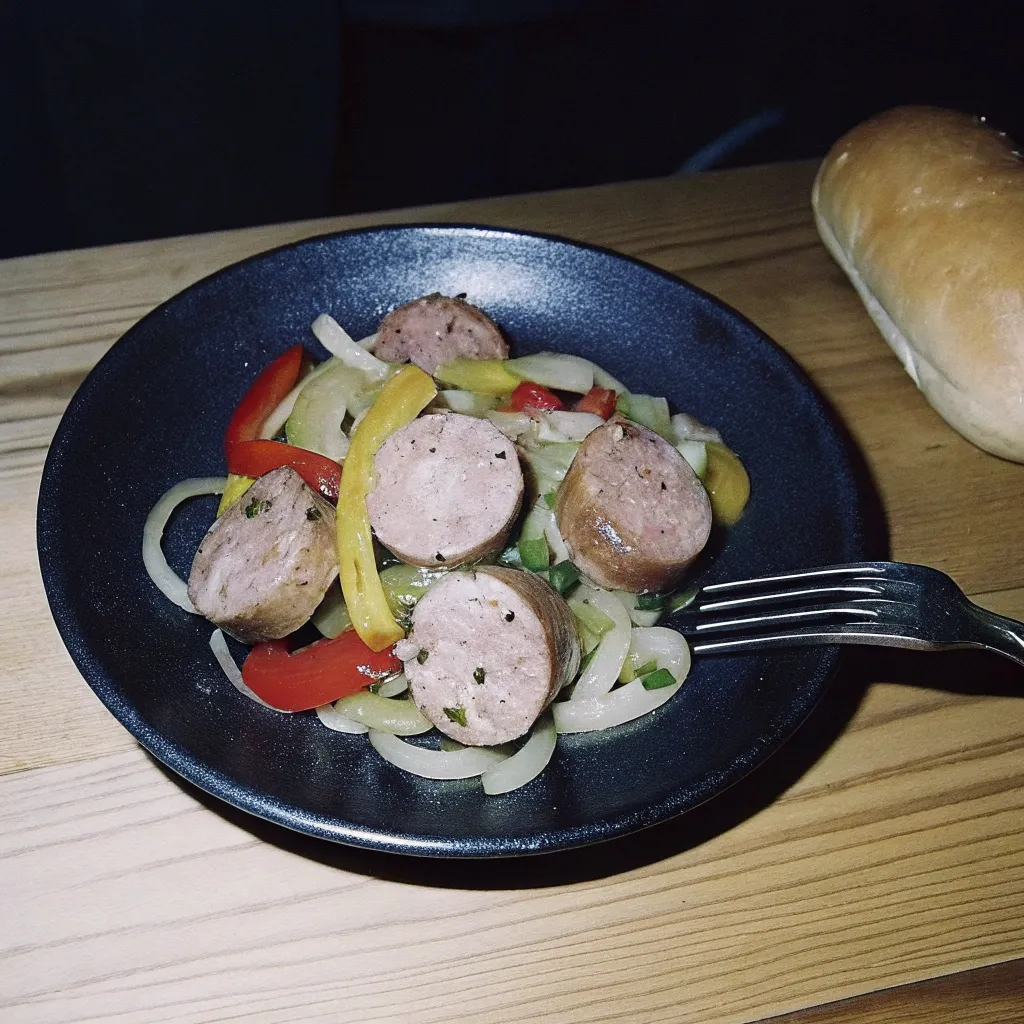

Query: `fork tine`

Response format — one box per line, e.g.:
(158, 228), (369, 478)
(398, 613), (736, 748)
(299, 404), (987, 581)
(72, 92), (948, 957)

(689, 602), (881, 636)
(701, 563), (886, 594)
(677, 561), (1024, 665)
(698, 583), (884, 613)
(690, 621), (935, 656)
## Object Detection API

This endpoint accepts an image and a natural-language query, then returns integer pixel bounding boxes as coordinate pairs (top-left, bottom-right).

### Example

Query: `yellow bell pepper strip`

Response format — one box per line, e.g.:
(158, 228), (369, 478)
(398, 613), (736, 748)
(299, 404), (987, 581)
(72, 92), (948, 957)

(337, 364), (437, 650)
(703, 441), (751, 526)
(216, 472), (256, 515)
(432, 357), (522, 396)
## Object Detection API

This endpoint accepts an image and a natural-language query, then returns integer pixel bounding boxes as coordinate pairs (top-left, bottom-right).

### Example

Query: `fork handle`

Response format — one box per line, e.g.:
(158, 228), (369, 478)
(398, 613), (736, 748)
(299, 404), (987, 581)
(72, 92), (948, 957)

(967, 603), (1024, 667)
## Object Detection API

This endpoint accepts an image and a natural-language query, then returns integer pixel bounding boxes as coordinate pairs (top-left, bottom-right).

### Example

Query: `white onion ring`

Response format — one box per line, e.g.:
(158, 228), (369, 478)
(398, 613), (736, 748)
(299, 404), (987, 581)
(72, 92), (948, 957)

(209, 629), (290, 711)
(368, 732), (509, 779)
(585, 359), (627, 395)
(553, 626), (690, 734)
(332, 691), (431, 735)
(315, 703), (369, 734)
(612, 591), (662, 627)
(311, 314), (390, 378)
(481, 713), (556, 795)
(143, 477), (225, 611)
(259, 382), (303, 440)
(485, 410), (534, 439)
(535, 410), (604, 443)
(376, 674), (409, 698)
(568, 586), (632, 701)
(526, 502), (571, 564)
(626, 626), (691, 680)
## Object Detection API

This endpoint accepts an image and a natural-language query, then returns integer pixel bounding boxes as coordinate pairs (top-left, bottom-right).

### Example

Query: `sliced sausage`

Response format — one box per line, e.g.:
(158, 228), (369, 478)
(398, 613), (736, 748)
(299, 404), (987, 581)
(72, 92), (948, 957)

(554, 417), (712, 593)
(370, 294), (508, 374)
(366, 412), (524, 567)
(401, 566), (581, 746)
(187, 466), (338, 644)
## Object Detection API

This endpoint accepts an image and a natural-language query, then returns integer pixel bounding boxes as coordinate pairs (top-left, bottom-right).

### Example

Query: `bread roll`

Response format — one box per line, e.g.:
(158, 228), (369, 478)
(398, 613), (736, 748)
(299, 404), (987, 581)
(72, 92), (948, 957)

(812, 105), (1024, 462)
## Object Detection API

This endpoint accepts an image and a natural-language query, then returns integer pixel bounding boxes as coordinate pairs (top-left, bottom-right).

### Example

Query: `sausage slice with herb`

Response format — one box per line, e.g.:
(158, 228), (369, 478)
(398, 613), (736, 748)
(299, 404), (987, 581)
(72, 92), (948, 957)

(400, 566), (581, 746)
(366, 412), (524, 567)
(554, 417), (712, 593)
(370, 294), (508, 374)
(187, 466), (338, 643)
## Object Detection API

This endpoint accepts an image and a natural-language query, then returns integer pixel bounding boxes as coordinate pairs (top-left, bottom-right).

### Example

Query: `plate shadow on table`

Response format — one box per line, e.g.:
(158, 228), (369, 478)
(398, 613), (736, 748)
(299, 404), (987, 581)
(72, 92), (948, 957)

(150, 642), (1023, 890)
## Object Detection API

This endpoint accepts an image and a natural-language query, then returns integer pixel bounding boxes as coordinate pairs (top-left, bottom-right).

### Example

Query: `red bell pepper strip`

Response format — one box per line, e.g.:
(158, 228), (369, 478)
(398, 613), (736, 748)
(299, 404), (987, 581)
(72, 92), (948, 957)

(241, 630), (402, 712)
(225, 439), (340, 502)
(574, 386), (617, 419)
(223, 344), (304, 455)
(501, 381), (564, 413)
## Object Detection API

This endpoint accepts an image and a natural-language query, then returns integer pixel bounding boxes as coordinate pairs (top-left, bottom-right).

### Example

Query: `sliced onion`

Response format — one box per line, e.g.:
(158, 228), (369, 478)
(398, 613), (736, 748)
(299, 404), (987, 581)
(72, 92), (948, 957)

(310, 583), (352, 638)
(588, 361), (628, 394)
(553, 677), (680, 733)
(356, 332), (378, 350)
(522, 501), (571, 564)
(675, 440), (708, 479)
(481, 713), (556, 795)
(612, 591), (662, 627)
(437, 389), (499, 416)
(567, 586), (632, 701)
(507, 353), (594, 393)
(311, 314), (390, 379)
(543, 512), (570, 565)
(333, 691), (431, 735)
(671, 412), (722, 444)
(376, 673), (409, 698)
(626, 625), (691, 680)
(485, 410), (534, 439)
(553, 626), (690, 734)
(262, 356), (353, 441)
(143, 477), (225, 611)
(520, 441), (579, 497)
(535, 410), (604, 443)
(315, 702), (369, 734)
(209, 629), (289, 711)
(260, 386), (299, 439)
(368, 732), (509, 779)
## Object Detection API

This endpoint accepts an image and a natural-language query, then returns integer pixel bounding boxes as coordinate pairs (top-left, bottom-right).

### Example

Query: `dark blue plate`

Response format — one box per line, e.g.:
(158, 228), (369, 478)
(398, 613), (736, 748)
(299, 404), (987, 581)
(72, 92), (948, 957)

(37, 225), (873, 857)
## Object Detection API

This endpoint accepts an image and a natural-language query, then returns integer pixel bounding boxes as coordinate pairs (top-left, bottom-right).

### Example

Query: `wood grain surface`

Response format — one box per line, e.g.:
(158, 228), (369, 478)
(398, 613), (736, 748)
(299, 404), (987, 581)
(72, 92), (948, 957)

(2, 161), (1023, 1023)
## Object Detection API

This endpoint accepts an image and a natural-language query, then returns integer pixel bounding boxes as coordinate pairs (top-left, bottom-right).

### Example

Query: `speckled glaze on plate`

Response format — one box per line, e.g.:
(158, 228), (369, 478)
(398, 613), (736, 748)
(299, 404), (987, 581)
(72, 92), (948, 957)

(37, 225), (874, 858)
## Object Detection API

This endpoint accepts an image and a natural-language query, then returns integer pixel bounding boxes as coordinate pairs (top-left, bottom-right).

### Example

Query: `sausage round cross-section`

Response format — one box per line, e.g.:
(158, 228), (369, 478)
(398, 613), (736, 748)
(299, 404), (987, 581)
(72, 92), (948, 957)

(186, 466), (339, 644)
(366, 412), (524, 567)
(555, 417), (712, 593)
(401, 566), (581, 746)
(369, 294), (509, 374)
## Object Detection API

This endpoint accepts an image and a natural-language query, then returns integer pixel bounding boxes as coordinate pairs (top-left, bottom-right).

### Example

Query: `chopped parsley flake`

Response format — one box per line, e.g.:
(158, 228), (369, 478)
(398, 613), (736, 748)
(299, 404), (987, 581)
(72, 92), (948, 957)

(305, 505), (322, 521)
(473, 667), (486, 684)
(417, 650), (429, 664)
(244, 497), (272, 519)
(443, 705), (468, 727)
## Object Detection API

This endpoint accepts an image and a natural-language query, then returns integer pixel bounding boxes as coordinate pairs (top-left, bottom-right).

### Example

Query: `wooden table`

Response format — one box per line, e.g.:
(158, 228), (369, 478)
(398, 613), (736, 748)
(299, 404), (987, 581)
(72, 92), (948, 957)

(2, 162), (1023, 1023)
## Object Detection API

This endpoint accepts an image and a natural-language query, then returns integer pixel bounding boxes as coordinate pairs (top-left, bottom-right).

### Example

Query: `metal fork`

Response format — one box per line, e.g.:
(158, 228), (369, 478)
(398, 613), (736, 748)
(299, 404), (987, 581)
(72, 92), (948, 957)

(671, 561), (1024, 666)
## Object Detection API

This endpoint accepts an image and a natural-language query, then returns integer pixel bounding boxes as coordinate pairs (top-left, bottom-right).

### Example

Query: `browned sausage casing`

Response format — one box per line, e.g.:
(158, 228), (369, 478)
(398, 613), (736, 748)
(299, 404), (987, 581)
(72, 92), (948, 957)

(554, 418), (712, 593)
(401, 566), (581, 746)
(370, 294), (508, 374)
(187, 466), (338, 643)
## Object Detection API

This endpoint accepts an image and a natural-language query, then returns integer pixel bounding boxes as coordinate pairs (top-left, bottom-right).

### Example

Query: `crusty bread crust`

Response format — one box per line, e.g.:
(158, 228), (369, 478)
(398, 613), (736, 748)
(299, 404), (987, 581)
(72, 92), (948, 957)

(812, 105), (1024, 462)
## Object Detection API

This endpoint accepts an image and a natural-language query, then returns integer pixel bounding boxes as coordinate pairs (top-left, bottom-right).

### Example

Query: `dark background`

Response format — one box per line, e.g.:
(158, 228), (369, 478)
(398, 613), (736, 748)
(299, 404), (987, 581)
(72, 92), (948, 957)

(1, 0), (1020, 260)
